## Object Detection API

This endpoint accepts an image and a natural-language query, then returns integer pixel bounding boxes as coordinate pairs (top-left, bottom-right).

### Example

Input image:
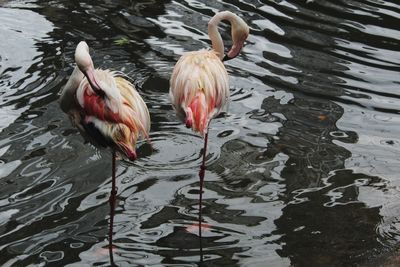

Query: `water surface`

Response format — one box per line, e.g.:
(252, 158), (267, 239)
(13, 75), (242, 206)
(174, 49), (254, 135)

(1, 0), (400, 266)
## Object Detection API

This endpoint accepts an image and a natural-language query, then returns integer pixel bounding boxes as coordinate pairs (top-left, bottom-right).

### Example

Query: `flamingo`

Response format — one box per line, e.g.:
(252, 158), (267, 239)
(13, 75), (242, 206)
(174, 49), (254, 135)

(59, 41), (150, 258)
(169, 11), (249, 222)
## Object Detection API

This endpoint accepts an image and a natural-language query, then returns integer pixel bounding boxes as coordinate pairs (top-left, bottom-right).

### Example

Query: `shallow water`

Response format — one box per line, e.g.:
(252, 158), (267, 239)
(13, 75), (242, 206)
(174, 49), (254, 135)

(1, 0), (400, 266)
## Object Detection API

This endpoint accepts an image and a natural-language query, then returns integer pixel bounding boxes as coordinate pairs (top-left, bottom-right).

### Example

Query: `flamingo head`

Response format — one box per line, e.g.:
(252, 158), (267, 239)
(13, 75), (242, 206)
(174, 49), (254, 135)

(118, 144), (137, 161)
(224, 15), (249, 61)
(114, 128), (138, 161)
(185, 91), (208, 135)
(125, 149), (137, 161)
(75, 41), (103, 95)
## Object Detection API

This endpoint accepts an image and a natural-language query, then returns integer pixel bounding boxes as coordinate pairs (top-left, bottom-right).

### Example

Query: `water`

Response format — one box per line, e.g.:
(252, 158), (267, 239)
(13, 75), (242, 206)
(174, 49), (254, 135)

(1, 0), (400, 266)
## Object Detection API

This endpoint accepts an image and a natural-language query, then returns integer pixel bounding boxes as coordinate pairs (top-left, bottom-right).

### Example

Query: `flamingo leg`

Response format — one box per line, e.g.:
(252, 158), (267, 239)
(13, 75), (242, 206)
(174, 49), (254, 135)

(199, 229), (204, 264)
(198, 130), (208, 236)
(109, 150), (117, 265)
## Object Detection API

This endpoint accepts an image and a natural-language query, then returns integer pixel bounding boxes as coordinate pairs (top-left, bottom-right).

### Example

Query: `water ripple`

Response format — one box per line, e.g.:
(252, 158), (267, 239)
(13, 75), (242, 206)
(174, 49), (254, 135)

(0, 0), (400, 266)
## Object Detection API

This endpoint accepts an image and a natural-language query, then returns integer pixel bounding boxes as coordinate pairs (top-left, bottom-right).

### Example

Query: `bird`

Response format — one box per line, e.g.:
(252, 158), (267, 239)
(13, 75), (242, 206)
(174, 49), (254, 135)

(169, 11), (249, 222)
(59, 41), (150, 256)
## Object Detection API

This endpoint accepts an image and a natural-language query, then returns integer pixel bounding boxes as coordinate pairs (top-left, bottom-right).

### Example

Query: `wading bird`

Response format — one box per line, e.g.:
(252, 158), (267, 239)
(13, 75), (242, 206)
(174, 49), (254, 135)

(169, 11), (249, 220)
(59, 41), (150, 257)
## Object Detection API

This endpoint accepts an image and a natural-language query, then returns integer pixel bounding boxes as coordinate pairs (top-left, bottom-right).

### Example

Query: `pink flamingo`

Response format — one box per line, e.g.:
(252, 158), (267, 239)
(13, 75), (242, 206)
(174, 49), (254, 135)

(59, 41), (150, 258)
(169, 11), (249, 220)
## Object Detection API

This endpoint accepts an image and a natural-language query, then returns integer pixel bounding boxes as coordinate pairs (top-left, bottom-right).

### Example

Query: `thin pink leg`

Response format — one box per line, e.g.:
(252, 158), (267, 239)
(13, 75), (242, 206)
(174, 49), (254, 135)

(198, 131), (208, 236)
(109, 150), (116, 266)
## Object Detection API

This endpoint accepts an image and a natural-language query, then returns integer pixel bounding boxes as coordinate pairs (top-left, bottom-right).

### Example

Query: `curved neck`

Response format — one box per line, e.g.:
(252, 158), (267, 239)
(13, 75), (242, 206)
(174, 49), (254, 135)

(208, 11), (235, 60)
(59, 66), (83, 112)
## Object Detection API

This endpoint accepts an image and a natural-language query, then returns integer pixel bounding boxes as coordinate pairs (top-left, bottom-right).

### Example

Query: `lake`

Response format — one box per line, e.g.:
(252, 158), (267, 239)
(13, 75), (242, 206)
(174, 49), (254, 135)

(1, 0), (400, 266)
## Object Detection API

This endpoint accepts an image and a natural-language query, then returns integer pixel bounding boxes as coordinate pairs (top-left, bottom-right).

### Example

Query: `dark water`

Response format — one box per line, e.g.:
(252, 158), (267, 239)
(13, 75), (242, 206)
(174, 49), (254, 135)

(1, 0), (400, 266)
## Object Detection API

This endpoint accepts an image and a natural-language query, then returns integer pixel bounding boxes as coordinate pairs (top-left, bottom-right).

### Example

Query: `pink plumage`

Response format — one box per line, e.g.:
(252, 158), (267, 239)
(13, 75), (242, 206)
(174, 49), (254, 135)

(59, 41), (151, 250)
(60, 41), (150, 160)
(170, 50), (229, 134)
(170, 11), (249, 135)
(169, 11), (249, 224)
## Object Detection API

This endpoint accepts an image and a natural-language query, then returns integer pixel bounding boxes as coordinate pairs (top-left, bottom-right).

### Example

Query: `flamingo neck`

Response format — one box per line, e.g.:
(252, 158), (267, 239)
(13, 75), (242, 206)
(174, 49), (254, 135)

(208, 11), (236, 60)
(60, 66), (84, 113)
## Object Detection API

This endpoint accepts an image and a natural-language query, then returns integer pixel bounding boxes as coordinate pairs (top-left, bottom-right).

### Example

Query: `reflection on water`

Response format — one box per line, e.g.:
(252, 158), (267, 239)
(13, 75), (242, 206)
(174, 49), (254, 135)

(1, 0), (400, 266)
(0, 5), (54, 131)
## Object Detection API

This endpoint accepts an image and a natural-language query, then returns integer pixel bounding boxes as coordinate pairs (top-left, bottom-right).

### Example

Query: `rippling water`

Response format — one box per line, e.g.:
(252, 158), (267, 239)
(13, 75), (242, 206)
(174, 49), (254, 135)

(1, 0), (400, 266)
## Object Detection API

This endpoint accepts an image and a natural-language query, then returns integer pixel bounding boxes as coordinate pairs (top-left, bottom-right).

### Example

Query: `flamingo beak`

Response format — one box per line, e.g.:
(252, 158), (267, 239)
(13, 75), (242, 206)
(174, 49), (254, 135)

(185, 118), (193, 128)
(117, 141), (137, 161)
(223, 41), (244, 62)
(83, 67), (104, 96)
(185, 108), (193, 128)
(127, 149), (137, 161)
(222, 54), (232, 62)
